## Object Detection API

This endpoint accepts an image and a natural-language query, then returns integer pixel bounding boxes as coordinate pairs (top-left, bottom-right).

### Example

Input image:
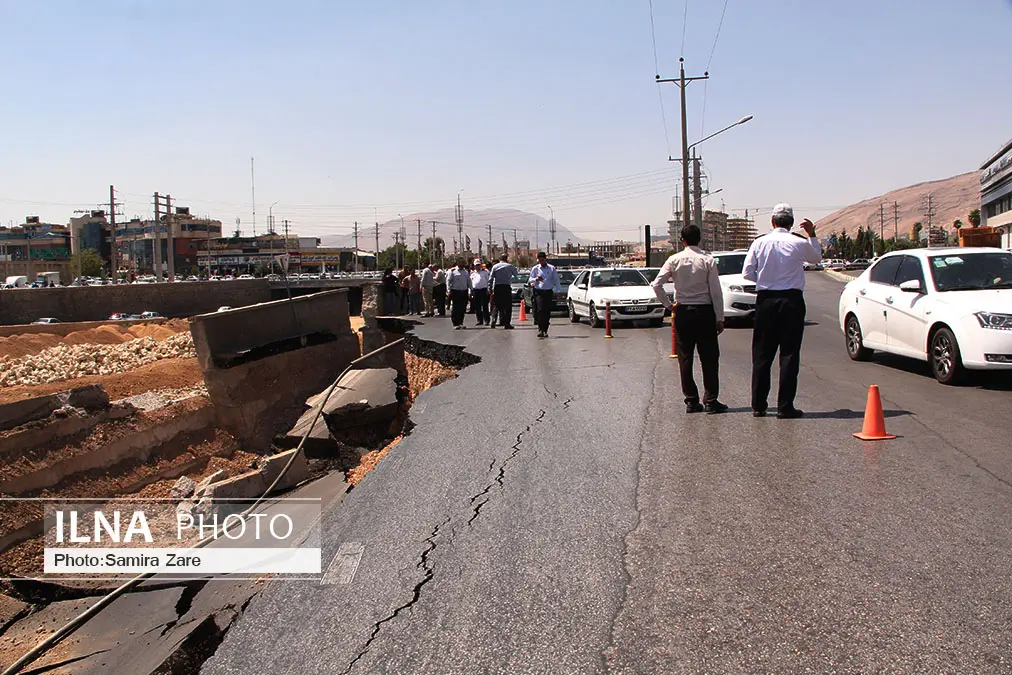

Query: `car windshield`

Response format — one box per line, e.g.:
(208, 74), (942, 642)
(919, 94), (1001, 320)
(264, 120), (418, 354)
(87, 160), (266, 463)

(558, 270), (576, 283)
(929, 252), (1012, 291)
(513, 273), (530, 284)
(591, 269), (648, 287)
(640, 268), (660, 282)
(714, 254), (746, 276)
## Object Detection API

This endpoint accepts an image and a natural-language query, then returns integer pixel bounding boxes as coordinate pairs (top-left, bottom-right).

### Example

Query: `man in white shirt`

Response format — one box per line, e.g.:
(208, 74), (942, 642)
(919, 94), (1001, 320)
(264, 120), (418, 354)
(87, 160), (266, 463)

(446, 259), (472, 329)
(528, 251), (561, 338)
(651, 224), (728, 414)
(488, 254), (518, 329)
(470, 259), (491, 326)
(742, 203), (822, 418)
(420, 264), (436, 317)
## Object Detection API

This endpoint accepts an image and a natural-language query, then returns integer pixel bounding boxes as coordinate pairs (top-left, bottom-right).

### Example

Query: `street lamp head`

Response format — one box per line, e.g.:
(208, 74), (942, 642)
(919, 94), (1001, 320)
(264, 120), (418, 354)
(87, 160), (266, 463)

(737, 115), (754, 125)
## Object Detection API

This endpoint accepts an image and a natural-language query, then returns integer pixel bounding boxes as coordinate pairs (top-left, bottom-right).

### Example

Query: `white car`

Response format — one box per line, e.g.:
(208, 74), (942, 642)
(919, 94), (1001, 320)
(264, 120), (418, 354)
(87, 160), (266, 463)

(238, 274), (255, 280)
(711, 251), (758, 321)
(839, 247), (1012, 384)
(567, 268), (665, 327)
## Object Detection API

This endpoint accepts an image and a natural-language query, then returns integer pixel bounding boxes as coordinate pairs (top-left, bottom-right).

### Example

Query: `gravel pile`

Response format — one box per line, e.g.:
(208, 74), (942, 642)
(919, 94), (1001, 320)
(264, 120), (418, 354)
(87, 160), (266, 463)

(0, 333), (196, 387)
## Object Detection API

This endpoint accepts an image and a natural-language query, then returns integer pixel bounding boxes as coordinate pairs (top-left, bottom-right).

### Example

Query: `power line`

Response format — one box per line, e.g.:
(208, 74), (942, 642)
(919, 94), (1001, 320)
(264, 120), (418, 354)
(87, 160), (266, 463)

(648, 0), (672, 156)
(700, 0), (731, 137)
(681, 0), (689, 57)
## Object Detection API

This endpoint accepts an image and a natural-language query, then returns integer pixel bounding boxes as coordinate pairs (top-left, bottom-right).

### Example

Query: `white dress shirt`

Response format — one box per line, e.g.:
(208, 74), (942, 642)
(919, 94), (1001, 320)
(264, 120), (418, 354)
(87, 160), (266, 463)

(529, 263), (561, 292)
(651, 246), (725, 321)
(470, 269), (490, 290)
(447, 267), (472, 291)
(743, 228), (822, 291)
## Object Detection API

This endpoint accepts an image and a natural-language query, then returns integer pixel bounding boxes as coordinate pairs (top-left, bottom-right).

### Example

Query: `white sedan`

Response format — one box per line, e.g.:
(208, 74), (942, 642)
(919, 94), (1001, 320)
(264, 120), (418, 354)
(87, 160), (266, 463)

(567, 268), (665, 327)
(711, 251), (758, 321)
(839, 247), (1012, 384)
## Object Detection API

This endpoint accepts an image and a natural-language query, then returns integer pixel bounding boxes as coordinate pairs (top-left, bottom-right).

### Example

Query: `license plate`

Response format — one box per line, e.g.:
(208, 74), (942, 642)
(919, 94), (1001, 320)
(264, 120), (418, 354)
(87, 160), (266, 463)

(625, 306), (650, 314)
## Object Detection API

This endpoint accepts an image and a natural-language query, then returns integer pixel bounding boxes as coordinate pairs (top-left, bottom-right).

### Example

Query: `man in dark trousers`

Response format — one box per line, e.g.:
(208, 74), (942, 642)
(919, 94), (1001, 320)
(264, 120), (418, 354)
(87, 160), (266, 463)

(446, 258), (472, 330)
(743, 203), (822, 418)
(528, 251), (561, 338)
(651, 224), (728, 414)
(433, 265), (447, 316)
(487, 253), (517, 329)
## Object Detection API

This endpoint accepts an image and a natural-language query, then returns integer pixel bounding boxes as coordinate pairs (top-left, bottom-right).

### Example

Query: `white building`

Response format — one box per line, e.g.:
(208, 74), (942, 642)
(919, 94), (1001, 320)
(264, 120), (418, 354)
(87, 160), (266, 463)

(980, 137), (1012, 248)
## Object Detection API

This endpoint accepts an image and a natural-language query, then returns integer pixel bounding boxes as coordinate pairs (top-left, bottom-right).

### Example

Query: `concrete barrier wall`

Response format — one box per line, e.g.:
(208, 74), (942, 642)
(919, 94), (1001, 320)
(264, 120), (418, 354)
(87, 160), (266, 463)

(0, 318), (167, 339)
(0, 280), (272, 326)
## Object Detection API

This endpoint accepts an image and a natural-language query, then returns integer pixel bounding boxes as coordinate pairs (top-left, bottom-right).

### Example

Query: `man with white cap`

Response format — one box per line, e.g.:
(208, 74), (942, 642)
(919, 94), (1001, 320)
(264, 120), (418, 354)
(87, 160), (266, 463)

(743, 203), (822, 418)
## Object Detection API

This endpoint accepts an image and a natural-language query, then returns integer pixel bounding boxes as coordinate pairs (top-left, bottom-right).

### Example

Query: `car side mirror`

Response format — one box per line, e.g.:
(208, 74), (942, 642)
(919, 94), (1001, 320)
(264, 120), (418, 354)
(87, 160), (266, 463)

(899, 279), (923, 293)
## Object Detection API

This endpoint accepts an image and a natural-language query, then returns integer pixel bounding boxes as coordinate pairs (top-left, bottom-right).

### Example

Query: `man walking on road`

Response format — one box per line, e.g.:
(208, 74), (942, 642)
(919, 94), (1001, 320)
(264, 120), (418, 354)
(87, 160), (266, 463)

(529, 251), (561, 338)
(651, 224), (729, 414)
(420, 264), (436, 317)
(447, 259), (472, 330)
(470, 259), (490, 326)
(433, 265), (447, 316)
(488, 253), (517, 330)
(743, 203), (822, 418)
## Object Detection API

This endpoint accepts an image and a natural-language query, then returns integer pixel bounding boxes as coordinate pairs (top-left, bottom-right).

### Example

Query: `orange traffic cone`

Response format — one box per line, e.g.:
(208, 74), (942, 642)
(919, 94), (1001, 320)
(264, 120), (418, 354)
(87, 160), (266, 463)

(853, 385), (896, 440)
(519, 299), (528, 322)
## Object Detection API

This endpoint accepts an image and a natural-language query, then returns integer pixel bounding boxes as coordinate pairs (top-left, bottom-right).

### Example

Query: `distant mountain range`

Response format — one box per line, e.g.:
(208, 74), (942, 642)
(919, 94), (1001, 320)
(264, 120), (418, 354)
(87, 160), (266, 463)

(816, 172), (979, 240)
(320, 208), (584, 252)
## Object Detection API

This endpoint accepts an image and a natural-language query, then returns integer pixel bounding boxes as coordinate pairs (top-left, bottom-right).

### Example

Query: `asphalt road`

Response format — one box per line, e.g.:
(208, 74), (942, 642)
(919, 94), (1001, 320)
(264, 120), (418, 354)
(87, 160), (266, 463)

(205, 272), (1012, 674)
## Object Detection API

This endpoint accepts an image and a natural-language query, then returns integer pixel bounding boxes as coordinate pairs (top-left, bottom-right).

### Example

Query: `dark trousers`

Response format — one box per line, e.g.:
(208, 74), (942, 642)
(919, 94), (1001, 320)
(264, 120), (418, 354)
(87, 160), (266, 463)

(751, 290), (806, 413)
(450, 289), (469, 326)
(492, 286), (513, 327)
(674, 304), (720, 404)
(434, 284), (447, 315)
(532, 289), (554, 333)
(472, 288), (489, 324)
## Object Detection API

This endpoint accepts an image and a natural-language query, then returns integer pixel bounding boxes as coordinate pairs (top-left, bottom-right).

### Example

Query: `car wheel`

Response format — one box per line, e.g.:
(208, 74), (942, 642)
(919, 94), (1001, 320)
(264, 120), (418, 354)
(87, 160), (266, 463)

(845, 314), (872, 361)
(589, 303), (603, 328)
(930, 327), (966, 385)
(568, 301), (580, 323)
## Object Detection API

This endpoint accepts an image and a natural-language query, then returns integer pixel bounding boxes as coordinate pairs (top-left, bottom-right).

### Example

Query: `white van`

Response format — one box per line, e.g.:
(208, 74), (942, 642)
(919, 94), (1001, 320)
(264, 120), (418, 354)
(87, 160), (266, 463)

(4, 275), (28, 288)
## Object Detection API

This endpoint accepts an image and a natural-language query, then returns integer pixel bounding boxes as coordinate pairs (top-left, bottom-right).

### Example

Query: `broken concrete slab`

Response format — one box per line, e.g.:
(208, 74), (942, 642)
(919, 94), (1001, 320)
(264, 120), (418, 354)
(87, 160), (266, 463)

(0, 384), (109, 432)
(258, 449), (310, 492)
(203, 470), (267, 502)
(194, 470), (226, 498)
(314, 367), (399, 429)
(0, 402), (135, 460)
(282, 407), (336, 453)
(171, 476), (197, 500)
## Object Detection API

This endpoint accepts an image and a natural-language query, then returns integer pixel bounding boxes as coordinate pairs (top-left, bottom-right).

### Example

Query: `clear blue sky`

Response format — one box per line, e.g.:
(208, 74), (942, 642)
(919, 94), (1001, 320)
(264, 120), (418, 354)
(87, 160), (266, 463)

(1, 0), (1010, 241)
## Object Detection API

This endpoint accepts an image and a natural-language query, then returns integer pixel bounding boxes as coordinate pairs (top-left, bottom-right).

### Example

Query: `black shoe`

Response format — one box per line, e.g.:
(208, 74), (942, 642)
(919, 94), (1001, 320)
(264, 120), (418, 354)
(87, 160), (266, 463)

(538, 331), (546, 338)
(704, 400), (729, 414)
(752, 409), (767, 418)
(685, 401), (705, 414)
(504, 325), (514, 330)
(776, 407), (804, 419)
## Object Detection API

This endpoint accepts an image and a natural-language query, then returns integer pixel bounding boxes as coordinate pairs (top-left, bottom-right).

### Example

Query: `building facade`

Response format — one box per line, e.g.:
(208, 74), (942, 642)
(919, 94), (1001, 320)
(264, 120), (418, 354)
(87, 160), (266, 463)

(980, 137), (1012, 248)
(115, 210), (223, 276)
(724, 215), (757, 251)
(0, 217), (73, 282)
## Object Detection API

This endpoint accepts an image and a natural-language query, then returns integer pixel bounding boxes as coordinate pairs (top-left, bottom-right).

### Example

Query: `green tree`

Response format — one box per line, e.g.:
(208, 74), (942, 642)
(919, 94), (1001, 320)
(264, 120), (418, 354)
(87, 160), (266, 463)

(71, 249), (105, 277)
(911, 221), (923, 242)
(968, 209), (981, 227)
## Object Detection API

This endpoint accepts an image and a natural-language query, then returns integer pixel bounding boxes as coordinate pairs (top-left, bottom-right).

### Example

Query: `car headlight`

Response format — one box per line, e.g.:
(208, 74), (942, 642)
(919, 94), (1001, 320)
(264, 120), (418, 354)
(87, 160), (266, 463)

(975, 312), (1012, 330)
(728, 284), (744, 292)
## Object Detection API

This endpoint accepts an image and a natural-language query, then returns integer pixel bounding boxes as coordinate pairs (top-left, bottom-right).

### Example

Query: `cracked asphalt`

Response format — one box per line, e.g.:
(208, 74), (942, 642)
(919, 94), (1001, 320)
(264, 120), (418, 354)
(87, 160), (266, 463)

(204, 273), (1012, 674)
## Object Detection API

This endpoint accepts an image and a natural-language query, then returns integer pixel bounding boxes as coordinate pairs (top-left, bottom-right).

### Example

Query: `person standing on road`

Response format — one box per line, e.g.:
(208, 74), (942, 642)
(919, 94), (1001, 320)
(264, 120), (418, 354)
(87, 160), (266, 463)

(470, 258), (491, 326)
(407, 268), (422, 315)
(651, 224), (728, 414)
(421, 264), (436, 317)
(488, 253), (517, 329)
(447, 259), (472, 330)
(743, 203), (822, 419)
(528, 251), (561, 338)
(381, 269), (399, 315)
(433, 265), (447, 316)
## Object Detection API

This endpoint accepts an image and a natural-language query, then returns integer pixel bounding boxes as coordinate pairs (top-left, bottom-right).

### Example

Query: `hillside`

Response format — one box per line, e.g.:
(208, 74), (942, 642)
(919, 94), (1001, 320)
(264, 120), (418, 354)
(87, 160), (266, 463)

(816, 172), (979, 240)
(320, 208), (582, 251)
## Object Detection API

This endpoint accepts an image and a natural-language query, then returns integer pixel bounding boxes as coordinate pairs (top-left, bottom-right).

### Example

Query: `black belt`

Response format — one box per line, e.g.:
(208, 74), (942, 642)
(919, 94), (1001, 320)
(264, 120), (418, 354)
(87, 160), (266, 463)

(756, 289), (803, 297)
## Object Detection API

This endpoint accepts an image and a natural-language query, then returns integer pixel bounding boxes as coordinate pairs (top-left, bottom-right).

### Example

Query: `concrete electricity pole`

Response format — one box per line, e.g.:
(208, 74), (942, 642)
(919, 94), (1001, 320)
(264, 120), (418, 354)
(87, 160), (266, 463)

(487, 224), (493, 259)
(353, 221), (359, 273)
(879, 203), (885, 254)
(374, 222), (380, 269)
(153, 192), (162, 282)
(692, 150), (703, 243)
(416, 219), (422, 255)
(109, 185), (118, 281)
(431, 221), (438, 265)
(893, 201), (900, 241)
(657, 59), (709, 233)
(165, 194), (175, 282)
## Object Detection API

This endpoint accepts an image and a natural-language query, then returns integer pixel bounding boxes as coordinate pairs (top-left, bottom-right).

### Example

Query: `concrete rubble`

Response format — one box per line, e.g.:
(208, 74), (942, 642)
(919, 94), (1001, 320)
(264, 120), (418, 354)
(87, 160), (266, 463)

(0, 384), (109, 431)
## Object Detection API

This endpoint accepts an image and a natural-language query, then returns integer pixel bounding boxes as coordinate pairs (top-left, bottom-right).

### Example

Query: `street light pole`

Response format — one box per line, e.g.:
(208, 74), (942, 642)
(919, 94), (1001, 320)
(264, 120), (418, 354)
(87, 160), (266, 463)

(657, 59), (708, 232)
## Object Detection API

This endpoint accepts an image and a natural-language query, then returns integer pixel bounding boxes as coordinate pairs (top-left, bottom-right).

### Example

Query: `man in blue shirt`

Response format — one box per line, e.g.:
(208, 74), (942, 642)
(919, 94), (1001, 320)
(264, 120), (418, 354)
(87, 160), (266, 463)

(528, 251), (561, 338)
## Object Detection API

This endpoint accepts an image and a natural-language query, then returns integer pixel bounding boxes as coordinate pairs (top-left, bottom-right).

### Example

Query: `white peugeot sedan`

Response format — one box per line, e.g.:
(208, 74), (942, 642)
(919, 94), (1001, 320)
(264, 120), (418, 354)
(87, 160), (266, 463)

(567, 268), (665, 327)
(839, 247), (1012, 384)
(711, 251), (758, 322)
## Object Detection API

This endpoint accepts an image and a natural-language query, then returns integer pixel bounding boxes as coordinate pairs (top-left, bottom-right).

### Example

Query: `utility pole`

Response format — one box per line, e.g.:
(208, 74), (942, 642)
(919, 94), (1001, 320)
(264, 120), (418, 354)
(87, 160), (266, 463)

(431, 221), (438, 265)
(923, 193), (937, 248)
(374, 222), (380, 269)
(893, 201), (900, 241)
(165, 194), (175, 282)
(657, 59), (709, 233)
(455, 193), (464, 253)
(487, 224), (493, 260)
(692, 150), (704, 245)
(109, 185), (118, 281)
(250, 156), (256, 237)
(644, 224), (652, 267)
(535, 220), (539, 253)
(416, 218), (422, 256)
(878, 203), (885, 255)
(353, 221), (359, 272)
(153, 192), (162, 282)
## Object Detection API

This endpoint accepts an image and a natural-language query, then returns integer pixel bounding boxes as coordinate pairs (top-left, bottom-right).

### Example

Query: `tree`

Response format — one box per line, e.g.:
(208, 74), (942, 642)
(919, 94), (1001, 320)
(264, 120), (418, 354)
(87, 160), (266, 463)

(968, 209), (981, 227)
(911, 221), (923, 242)
(953, 219), (963, 231)
(71, 249), (105, 277)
